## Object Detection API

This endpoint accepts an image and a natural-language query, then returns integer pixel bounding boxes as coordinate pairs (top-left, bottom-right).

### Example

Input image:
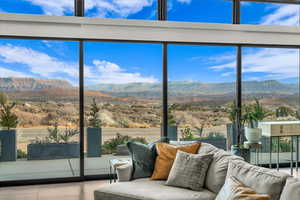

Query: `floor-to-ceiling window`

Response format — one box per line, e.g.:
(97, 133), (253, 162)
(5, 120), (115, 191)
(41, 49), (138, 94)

(1, 0), (300, 184)
(240, 46), (300, 165)
(168, 45), (236, 149)
(0, 39), (80, 181)
(83, 42), (162, 175)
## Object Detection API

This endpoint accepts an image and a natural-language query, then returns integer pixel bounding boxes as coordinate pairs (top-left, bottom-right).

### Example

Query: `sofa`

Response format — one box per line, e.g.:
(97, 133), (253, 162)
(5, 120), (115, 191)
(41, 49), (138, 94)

(94, 142), (298, 200)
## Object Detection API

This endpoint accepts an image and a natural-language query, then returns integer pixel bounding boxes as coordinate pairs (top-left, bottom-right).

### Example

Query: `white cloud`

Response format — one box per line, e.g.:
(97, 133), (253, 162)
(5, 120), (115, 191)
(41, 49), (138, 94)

(86, 0), (155, 18)
(210, 48), (299, 81)
(24, 0), (74, 16)
(86, 60), (158, 84)
(260, 4), (299, 26)
(176, 0), (192, 3)
(0, 44), (78, 78)
(24, 0), (190, 17)
(0, 44), (158, 85)
(0, 67), (29, 78)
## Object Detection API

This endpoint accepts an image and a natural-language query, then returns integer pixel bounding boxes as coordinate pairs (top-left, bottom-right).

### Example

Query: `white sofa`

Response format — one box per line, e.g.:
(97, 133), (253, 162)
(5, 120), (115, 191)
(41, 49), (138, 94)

(94, 143), (296, 200)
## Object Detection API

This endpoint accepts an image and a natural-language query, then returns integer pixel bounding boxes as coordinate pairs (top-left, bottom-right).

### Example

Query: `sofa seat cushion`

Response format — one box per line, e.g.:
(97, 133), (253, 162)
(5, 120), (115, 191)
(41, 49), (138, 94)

(227, 160), (290, 200)
(280, 177), (300, 200)
(94, 178), (216, 200)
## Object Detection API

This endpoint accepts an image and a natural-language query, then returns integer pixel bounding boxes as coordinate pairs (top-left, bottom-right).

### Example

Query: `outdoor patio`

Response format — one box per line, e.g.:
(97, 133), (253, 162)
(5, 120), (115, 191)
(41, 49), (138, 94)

(1, 150), (299, 181)
(0, 155), (130, 181)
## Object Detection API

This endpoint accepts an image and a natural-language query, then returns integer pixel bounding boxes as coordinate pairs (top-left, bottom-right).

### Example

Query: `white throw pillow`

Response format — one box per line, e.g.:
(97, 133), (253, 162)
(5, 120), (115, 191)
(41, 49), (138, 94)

(280, 177), (300, 200)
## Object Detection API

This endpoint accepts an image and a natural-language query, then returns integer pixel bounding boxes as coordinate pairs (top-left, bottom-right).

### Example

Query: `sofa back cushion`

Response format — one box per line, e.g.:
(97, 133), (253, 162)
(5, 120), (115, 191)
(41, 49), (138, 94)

(127, 137), (169, 179)
(227, 160), (290, 200)
(198, 143), (243, 193)
(150, 142), (201, 180)
(280, 177), (300, 200)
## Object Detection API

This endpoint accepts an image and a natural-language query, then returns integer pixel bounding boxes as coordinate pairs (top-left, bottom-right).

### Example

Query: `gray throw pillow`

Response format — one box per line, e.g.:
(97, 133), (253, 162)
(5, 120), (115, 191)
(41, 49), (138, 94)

(127, 137), (169, 179)
(166, 151), (213, 191)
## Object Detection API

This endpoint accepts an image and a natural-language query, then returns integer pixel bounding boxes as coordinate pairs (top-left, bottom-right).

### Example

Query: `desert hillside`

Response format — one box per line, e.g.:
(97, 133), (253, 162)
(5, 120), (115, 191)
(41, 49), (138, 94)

(1, 78), (298, 131)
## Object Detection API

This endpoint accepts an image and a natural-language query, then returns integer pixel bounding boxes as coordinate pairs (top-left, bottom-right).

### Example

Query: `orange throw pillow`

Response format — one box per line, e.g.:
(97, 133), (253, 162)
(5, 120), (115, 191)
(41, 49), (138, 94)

(150, 142), (201, 180)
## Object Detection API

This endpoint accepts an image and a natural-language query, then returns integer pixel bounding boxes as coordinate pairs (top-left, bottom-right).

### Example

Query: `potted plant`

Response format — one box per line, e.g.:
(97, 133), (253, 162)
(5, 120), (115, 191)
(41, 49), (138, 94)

(27, 122), (79, 160)
(0, 92), (18, 161)
(243, 99), (269, 143)
(87, 98), (102, 157)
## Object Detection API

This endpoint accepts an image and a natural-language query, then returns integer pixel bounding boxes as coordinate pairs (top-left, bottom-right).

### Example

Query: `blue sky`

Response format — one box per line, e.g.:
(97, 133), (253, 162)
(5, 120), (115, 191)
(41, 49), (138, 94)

(0, 0), (299, 86)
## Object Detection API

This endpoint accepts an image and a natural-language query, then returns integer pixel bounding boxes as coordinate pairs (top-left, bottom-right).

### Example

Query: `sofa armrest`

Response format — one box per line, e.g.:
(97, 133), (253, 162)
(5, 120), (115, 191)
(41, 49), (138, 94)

(116, 163), (133, 182)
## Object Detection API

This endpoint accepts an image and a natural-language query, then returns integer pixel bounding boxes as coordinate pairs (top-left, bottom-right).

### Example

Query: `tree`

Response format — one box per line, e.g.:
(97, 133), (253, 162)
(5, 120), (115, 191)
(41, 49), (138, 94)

(168, 104), (177, 126)
(88, 98), (102, 128)
(0, 101), (18, 130)
(47, 121), (60, 143)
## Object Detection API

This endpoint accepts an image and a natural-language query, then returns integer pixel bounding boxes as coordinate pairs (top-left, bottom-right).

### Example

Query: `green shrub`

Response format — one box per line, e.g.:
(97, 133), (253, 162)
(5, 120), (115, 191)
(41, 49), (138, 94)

(32, 122), (79, 144)
(17, 149), (27, 159)
(181, 127), (195, 139)
(102, 133), (147, 154)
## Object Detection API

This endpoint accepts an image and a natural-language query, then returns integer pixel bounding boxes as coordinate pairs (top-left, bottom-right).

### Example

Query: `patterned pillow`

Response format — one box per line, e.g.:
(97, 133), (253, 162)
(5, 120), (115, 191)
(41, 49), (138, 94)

(127, 137), (169, 179)
(150, 142), (201, 180)
(166, 151), (213, 191)
(215, 176), (270, 200)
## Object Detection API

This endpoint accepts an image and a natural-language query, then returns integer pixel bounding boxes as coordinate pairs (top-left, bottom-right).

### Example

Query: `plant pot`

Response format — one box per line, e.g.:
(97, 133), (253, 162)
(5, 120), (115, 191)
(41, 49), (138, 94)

(245, 127), (262, 143)
(87, 128), (102, 157)
(27, 143), (79, 160)
(167, 126), (178, 141)
(0, 130), (17, 162)
(115, 144), (130, 156)
(231, 145), (250, 162)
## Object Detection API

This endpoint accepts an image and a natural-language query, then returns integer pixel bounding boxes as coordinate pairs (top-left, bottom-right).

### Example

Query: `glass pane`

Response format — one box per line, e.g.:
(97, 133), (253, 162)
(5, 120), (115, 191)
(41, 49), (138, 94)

(168, 45), (236, 150)
(0, 39), (79, 181)
(241, 47), (300, 165)
(241, 1), (300, 26)
(168, 0), (232, 23)
(85, 0), (157, 20)
(0, 0), (74, 16)
(84, 42), (162, 175)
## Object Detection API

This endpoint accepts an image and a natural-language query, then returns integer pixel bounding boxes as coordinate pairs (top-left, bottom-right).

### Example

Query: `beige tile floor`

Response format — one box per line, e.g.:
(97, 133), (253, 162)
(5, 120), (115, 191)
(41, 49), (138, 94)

(0, 180), (108, 200)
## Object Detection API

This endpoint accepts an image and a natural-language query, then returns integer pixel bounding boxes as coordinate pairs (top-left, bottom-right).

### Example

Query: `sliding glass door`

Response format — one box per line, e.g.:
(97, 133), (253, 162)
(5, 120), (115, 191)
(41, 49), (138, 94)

(0, 39), (80, 181)
(83, 42), (163, 175)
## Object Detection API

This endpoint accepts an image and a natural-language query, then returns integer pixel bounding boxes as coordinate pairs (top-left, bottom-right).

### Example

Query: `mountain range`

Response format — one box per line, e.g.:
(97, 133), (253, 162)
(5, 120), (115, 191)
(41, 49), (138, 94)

(0, 77), (74, 91)
(0, 78), (298, 99)
(87, 80), (299, 98)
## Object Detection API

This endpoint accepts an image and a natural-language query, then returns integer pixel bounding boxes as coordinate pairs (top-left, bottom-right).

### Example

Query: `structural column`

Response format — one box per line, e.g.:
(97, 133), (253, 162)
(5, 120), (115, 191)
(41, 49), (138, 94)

(233, 0), (243, 145)
(75, 0), (85, 177)
(159, 0), (169, 138)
